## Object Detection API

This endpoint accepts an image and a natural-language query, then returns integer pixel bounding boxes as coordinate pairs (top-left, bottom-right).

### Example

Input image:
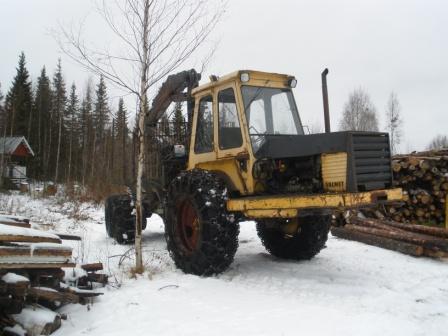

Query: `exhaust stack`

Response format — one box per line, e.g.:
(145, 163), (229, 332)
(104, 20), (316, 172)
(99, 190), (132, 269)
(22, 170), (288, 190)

(321, 68), (331, 133)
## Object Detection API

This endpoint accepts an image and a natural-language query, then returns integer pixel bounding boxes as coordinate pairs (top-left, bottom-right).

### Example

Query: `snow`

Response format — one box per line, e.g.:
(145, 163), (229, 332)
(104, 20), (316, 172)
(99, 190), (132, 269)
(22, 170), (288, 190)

(0, 214), (29, 222)
(1, 192), (448, 335)
(63, 266), (87, 284)
(0, 255), (72, 264)
(33, 286), (59, 293)
(30, 242), (72, 252)
(1, 272), (29, 284)
(0, 215), (27, 224)
(12, 305), (58, 333)
(3, 324), (27, 336)
(0, 223), (60, 240)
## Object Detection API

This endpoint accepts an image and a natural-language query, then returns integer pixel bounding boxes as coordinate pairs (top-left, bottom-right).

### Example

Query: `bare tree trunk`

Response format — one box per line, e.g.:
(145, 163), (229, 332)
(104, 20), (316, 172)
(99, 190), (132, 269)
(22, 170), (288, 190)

(68, 126), (73, 183)
(37, 96), (42, 178)
(27, 105), (32, 144)
(81, 123), (88, 186)
(122, 122), (126, 185)
(134, 1), (150, 272)
(111, 119), (115, 181)
(10, 103), (15, 136)
(55, 113), (63, 182)
(44, 113), (53, 179)
(90, 131), (97, 182)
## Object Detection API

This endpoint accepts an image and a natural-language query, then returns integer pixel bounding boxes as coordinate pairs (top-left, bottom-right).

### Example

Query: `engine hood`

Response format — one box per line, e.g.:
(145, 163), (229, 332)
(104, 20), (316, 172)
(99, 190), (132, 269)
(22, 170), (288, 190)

(253, 131), (387, 159)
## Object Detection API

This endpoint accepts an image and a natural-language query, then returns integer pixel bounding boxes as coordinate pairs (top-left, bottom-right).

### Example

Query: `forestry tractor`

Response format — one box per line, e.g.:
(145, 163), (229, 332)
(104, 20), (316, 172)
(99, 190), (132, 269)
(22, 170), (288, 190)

(105, 68), (402, 275)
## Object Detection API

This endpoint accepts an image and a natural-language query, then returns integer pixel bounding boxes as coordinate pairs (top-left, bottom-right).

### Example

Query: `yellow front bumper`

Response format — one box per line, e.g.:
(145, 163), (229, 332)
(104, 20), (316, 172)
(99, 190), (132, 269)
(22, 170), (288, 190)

(226, 188), (403, 218)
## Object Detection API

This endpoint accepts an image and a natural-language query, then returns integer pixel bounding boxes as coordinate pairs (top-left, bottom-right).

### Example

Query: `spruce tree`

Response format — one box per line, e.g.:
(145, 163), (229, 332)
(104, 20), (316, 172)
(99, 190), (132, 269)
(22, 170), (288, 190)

(66, 83), (79, 181)
(115, 98), (128, 183)
(80, 83), (93, 185)
(172, 101), (185, 143)
(94, 75), (110, 140)
(4, 52), (33, 137)
(52, 59), (67, 182)
(33, 67), (52, 178)
(91, 75), (110, 180)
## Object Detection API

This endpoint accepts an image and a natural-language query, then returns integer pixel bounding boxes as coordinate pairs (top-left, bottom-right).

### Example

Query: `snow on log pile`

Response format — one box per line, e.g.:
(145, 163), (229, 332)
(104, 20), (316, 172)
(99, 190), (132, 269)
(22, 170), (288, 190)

(332, 216), (448, 259)
(383, 149), (448, 225)
(0, 215), (108, 336)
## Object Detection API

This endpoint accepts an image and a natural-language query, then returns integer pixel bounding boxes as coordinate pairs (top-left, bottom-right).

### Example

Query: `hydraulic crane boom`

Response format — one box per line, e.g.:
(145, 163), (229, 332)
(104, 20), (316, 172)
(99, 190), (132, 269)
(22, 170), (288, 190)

(145, 69), (201, 130)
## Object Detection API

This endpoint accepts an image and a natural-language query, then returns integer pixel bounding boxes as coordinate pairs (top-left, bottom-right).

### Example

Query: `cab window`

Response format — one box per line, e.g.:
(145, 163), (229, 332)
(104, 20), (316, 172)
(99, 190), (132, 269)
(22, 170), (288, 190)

(194, 95), (214, 153)
(218, 88), (243, 150)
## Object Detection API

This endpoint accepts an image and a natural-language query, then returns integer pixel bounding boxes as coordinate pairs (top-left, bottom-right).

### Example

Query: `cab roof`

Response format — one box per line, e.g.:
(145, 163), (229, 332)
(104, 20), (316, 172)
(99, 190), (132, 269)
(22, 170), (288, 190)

(192, 70), (296, 95)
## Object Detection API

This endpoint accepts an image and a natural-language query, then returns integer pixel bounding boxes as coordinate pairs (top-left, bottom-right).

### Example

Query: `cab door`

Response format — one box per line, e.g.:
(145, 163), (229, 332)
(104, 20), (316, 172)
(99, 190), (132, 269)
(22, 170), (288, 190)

(214, 84), (250, 194)
(188, 91), (216, 168)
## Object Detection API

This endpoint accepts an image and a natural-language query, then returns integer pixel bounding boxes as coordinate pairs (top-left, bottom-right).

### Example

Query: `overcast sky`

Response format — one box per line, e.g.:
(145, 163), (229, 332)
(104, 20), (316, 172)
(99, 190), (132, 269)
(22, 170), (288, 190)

(1, 0), (447, 152)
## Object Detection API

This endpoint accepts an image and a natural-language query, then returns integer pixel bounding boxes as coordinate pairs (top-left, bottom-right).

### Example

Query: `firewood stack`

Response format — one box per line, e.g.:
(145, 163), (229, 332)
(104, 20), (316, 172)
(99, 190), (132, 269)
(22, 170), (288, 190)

(332, 215), (448, 259)
(385, 149), (448, 225)
(0, 215), (108, 336)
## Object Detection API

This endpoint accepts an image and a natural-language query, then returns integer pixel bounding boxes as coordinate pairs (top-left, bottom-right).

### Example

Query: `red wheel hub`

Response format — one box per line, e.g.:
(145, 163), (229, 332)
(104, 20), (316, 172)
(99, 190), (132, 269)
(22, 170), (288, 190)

(177, 199), (200, 252)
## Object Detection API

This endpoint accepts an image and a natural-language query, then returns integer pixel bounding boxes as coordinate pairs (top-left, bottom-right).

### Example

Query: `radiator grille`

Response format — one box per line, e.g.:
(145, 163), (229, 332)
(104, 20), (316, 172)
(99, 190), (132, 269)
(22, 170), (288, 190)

(352, 134), (392, 191)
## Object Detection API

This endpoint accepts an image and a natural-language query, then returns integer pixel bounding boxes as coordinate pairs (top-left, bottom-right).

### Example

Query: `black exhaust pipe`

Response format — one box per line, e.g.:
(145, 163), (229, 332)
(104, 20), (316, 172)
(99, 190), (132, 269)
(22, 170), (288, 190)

(321, 68), (331, 133)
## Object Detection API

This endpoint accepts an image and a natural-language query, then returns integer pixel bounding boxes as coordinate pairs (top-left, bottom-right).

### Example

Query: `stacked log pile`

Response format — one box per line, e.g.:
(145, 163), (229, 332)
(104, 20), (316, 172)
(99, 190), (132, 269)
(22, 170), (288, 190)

(385, 149), (448, 225)
(332, 216), (448, 259)
(0, 215), (108, 336)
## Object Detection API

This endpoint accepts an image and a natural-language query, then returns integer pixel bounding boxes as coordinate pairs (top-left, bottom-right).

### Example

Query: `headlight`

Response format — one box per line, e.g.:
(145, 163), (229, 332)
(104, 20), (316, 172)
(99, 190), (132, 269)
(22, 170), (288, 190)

(240, 72), (250, 82)
(288, 78), (297, 88)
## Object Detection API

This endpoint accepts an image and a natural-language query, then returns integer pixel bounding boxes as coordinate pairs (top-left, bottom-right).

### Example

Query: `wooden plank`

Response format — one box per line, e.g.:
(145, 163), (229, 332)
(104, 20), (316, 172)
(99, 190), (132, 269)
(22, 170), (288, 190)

(33, 249), (72, 257)
(0, 247), (29, 257)
(0, 262), (75, 269)
(0, 235), (61, 244)
(27, 287), (79, 304)
(0, 220), (31, 228)
(0, 246), (72, 258)
(81, 263), (103, 272)
(53, 233), (82, 241)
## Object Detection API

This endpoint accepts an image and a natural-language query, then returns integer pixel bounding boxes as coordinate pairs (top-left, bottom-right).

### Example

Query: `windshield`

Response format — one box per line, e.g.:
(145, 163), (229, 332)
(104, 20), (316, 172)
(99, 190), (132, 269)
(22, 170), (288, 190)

(242, 86), (303, 153)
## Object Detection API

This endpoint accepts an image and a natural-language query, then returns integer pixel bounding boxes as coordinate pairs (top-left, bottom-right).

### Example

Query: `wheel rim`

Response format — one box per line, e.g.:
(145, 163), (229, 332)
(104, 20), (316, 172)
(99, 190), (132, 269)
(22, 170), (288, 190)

(177, 199), (200, 253)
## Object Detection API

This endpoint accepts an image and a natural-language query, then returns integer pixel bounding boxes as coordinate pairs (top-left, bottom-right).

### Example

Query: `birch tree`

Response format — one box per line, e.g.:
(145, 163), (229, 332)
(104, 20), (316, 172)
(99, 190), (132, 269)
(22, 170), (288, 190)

(385, 92), (402, 154)
(57, 0), (224, 272)
(428, 135), (448, 150)
(339, 88), (379, 132)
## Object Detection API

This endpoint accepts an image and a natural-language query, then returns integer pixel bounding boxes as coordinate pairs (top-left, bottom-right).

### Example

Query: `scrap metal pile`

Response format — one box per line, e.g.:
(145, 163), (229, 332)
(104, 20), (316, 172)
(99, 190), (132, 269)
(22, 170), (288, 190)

(0, 214), (108, 336)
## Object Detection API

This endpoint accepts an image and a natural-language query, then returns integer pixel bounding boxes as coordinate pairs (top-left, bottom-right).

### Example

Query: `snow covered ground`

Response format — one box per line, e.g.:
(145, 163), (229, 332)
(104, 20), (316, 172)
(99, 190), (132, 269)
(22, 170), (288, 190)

(1, 192), (448, 336)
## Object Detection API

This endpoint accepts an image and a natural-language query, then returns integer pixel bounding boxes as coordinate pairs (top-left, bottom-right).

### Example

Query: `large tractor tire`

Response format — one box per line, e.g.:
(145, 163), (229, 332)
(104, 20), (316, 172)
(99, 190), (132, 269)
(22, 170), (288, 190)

(105, 192), (155, 244)
(104, 194), (136, 244)
(165, 169), (239, 276)
(256, 212), (331, 260)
